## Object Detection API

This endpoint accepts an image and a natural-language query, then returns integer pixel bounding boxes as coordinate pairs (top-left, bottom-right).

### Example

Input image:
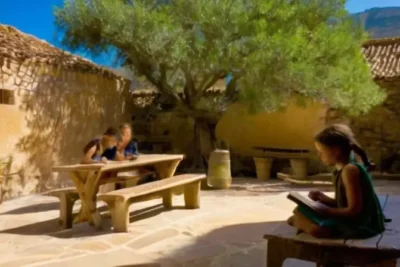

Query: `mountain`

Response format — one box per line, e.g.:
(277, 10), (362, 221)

(353, 7), (400, 39)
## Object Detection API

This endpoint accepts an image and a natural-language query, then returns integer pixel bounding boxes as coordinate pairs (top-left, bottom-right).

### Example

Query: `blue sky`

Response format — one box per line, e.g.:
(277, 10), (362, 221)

(0, 0), (399, 67)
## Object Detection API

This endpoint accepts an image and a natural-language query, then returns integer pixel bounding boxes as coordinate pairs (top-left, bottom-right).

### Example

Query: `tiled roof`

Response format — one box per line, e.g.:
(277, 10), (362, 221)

(363, 37), (400, 80)
(0, 24), (120, 79)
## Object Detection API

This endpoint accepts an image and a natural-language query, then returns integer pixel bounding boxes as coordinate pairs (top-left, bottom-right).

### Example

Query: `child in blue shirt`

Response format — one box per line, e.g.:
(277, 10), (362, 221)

(101, 123), (139, 160)
(101, 123), (155, 186)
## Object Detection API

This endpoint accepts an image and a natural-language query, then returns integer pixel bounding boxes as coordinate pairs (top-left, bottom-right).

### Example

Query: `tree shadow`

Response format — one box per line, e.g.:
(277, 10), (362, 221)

(0, 203), (176, 238)
(0, 200), (108, 215)
(13, 69), (133, 191)
(0, 201), (59, 215)
(116, 265), (161, 267)
(153, 220), (293, 267)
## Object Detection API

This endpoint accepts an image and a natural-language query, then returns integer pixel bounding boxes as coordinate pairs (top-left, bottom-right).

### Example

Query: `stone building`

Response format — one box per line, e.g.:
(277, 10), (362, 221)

(0, 25), (133, 196)
(346, 37), (400, 172)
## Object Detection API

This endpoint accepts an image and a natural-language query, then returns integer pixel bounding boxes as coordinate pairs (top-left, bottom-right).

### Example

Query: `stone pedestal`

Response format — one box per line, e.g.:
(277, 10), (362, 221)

(290, 158), (309, 180)
(254, 157), (274, 181)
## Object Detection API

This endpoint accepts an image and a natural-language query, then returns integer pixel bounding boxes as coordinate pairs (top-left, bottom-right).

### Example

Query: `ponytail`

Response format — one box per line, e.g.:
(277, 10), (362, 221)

(316, 124), (376, 171)
(351, 142), (375, 171)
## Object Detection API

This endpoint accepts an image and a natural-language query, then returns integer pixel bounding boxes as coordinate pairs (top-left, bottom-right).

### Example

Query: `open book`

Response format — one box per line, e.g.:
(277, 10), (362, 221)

(287, 192), (329, 215)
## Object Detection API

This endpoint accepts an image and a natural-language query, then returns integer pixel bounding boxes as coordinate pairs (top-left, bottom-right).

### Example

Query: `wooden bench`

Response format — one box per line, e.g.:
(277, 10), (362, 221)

(45, 171), (155, 227)
(44, 188), (80, 229)
(98, 173), (206, 232)
(264, 194), (400, 266)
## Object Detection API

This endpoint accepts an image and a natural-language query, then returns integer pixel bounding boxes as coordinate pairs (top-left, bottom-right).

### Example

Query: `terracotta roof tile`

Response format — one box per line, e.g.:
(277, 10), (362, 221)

(0, 24), (120, 79)
(362, 37), (400, 80)
(6, 22), (397, 92)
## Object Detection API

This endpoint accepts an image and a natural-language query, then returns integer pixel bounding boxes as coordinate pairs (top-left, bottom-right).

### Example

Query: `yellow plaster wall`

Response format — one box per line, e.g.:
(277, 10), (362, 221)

(215, 100), (327, 156)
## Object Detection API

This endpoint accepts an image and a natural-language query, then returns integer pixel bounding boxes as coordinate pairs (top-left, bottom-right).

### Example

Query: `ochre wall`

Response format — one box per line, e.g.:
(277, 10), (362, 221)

(215, 100), (327, 156)
(0, 102), (26, 157)
(0, 58), (133, 193)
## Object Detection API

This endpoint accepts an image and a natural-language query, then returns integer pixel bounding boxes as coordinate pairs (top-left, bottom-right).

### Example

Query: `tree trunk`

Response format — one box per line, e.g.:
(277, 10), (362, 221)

(193, 119), (217, 171)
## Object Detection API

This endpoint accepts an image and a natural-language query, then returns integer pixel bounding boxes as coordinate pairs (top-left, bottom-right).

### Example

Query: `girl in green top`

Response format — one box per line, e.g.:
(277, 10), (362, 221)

(287, 124), (385, 238)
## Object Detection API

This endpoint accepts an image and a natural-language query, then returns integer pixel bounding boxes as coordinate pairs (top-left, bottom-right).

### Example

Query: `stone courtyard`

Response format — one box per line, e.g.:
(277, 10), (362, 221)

(0, 178), (399, 267)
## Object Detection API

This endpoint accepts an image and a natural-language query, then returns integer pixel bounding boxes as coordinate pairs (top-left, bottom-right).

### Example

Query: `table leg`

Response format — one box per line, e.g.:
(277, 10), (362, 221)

(69, 171), (103, 229)
(154, 159), (181, 179)
(69, 171), (90, 224)
(154, 159), (181, 202)
(85, 171), (103, 229)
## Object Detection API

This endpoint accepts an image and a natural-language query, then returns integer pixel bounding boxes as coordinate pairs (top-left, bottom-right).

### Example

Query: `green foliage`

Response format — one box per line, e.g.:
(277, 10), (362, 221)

(55, 0), (385, 117)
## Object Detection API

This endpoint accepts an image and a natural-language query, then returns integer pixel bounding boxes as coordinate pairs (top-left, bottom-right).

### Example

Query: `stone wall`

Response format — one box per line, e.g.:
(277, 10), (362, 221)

(326, 81), (400, 173)
(132, 109), (197, 168)
(0, 57), (133, 198)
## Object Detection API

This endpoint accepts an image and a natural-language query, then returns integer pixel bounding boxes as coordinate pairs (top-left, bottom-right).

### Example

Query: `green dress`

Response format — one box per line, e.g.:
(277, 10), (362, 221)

(297, 155), (385, 238)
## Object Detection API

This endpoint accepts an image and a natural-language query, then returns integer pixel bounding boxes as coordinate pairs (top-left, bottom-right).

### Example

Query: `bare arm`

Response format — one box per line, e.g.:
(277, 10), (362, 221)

(319, 194), (337, 207)
(323, 164), (363, 217)
(114, 150), (126, 161)
(134, 141), (141, 155)
(309, 191), (336, 207)
(113, 142), (127, 161)
(81, 146), (98, 164)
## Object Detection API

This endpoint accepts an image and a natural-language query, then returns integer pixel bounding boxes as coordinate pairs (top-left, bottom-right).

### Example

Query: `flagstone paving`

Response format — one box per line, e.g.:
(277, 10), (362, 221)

(0, 178), (399, 267)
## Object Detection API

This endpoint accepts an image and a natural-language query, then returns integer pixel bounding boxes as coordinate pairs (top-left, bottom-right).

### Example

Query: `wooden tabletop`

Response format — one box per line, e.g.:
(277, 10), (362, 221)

(52, 154), (185, 172)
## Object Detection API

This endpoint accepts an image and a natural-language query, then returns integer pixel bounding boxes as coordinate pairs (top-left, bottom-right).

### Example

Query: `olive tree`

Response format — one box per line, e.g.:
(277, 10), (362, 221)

(55, 0), (384, 167)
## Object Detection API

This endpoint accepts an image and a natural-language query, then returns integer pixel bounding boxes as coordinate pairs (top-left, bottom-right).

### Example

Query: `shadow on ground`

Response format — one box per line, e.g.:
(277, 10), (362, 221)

(0, 202), (292, 266)
(0, 201), (59, 215)
(154, 220), (290, 267)
(116, 265), (161, 267)
(0, 204), (168, 238)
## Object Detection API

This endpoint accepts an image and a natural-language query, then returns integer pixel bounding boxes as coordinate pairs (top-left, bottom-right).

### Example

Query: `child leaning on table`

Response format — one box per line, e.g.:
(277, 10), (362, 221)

(81, 127), (120, 164)
(101, 123), (139, 161)
(287, 124), (385, 239)
(101, 123), (155, 185)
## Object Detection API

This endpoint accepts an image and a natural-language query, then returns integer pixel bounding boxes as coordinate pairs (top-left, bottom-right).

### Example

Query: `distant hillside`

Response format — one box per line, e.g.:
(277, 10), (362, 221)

(353, 7), (400, 39)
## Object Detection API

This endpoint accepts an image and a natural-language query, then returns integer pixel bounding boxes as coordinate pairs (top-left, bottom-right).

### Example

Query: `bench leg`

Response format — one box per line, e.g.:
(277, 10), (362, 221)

(163, 190), (173, 209)
(366, 258), (397, 267)
(265, 236), (398, 267)
(267, 239), (287, 267)
(106, 200), (130, 232)
(59, 194), (78, 229)
(184, 181), (200, 209)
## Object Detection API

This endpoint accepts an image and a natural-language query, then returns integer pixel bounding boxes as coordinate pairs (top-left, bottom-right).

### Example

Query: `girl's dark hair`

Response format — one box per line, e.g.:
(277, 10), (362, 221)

(104, 127), (119, 136)
(103, 127), (122, 143)
(315, 124), (374, 170)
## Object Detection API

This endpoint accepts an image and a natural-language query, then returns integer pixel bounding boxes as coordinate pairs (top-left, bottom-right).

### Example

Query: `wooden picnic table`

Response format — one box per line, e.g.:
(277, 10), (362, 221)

(52, 154), (184, 229)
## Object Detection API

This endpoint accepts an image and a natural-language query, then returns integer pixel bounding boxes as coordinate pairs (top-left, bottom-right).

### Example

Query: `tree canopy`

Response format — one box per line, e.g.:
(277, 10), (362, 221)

(55, 0), (385, 119)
